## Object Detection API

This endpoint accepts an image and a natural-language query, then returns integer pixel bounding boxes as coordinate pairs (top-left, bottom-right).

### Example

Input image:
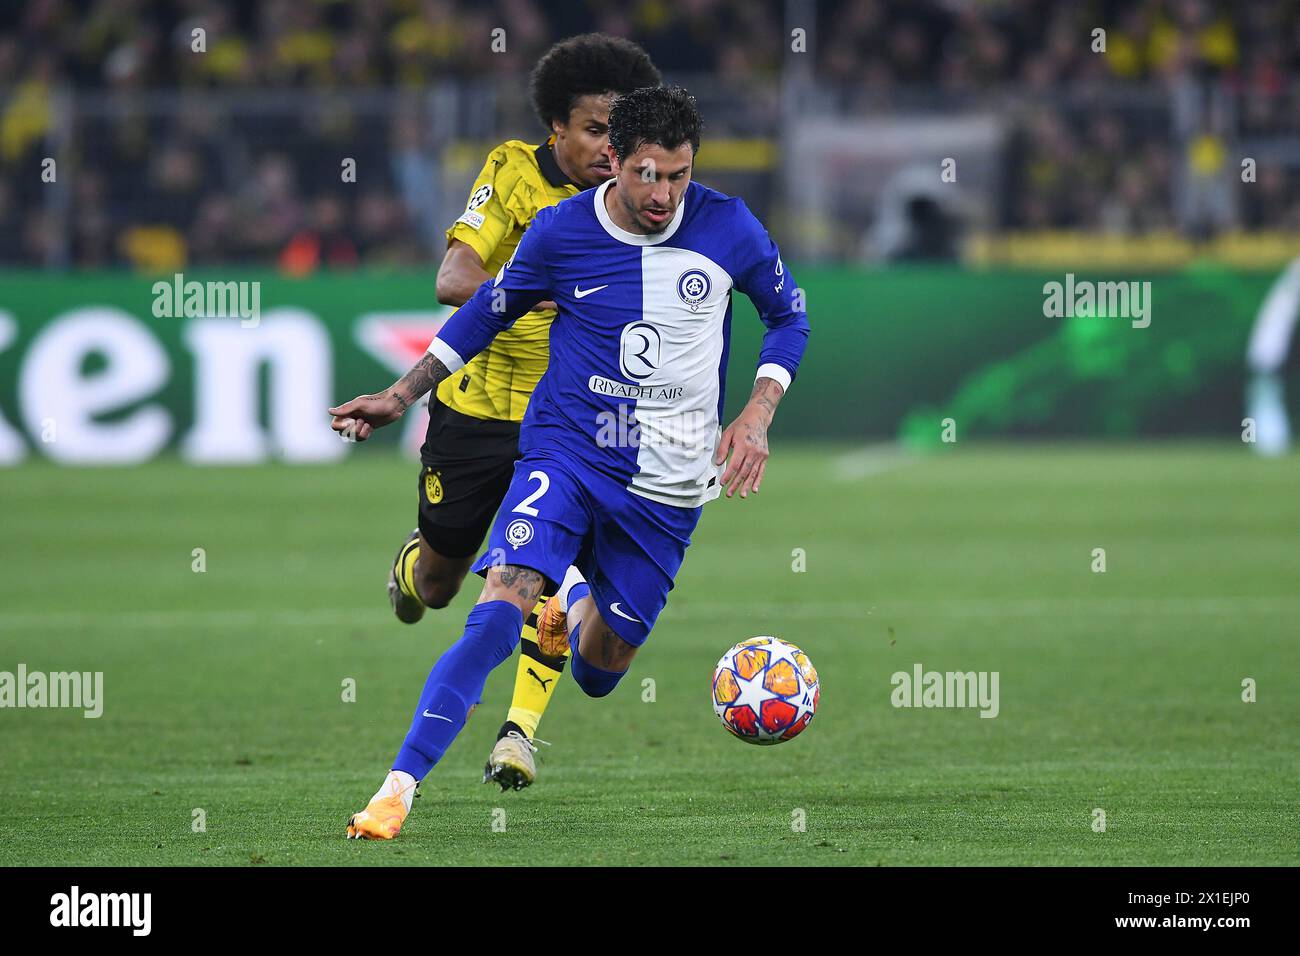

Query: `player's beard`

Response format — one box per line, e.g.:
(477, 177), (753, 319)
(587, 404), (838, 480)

(621, 190), (672, 235)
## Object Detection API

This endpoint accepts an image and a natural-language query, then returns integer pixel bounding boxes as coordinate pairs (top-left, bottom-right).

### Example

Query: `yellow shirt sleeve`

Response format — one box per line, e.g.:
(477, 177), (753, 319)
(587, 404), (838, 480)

(445, 146), (521, 266)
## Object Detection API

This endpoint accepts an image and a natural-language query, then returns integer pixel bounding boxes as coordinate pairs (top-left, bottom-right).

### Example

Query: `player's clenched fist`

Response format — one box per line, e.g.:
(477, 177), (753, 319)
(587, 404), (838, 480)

(329, 392), (406, 442)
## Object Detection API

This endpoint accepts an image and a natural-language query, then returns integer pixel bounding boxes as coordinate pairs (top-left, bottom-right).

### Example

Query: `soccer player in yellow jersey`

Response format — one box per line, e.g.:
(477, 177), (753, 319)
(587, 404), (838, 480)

(386, 34), (660, 794)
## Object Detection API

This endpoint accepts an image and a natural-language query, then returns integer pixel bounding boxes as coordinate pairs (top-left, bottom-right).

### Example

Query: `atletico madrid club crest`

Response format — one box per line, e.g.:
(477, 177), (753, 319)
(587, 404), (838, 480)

(676, 269), (711, 311)
(505, 518), (534, 550)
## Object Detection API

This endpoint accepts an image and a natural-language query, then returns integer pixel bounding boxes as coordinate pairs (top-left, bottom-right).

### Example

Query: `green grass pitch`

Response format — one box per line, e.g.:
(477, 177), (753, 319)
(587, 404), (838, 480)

(1, 444), (1297, 866)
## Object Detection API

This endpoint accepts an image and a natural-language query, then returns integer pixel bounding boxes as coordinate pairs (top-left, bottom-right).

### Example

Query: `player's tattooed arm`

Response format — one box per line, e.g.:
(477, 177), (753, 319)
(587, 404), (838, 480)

(327, 353), (451, 442)
(390, 352), (450, 410)
(715, 376), (786, 499)
(749, 376), (785, 425)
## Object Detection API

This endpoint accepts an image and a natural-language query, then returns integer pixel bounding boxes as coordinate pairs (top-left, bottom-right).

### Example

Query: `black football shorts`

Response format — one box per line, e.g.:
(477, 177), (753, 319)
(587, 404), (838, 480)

(417, 402), (521, 559)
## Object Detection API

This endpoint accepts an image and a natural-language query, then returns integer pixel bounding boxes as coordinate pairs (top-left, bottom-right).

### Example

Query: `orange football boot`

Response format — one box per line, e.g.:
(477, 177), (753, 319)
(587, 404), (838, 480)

(346, 780), (413, 840)
(534, 595), (570, 657)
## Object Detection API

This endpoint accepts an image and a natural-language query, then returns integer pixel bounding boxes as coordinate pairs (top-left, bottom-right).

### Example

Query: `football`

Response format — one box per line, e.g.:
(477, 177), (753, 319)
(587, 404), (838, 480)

(711, 637), (820, 745)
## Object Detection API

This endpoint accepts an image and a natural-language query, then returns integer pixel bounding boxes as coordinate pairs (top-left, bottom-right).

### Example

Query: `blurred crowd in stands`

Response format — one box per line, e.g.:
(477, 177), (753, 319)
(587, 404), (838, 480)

(2, 0), (1299, 268)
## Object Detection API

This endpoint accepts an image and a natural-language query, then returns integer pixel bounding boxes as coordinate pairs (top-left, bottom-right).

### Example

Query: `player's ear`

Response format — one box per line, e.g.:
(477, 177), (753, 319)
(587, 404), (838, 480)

(605, 144), (619, 173)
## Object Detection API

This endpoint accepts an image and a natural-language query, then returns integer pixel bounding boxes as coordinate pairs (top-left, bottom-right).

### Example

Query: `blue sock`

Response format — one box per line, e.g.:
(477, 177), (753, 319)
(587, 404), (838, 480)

(392, 601), (523, 779)
(567, 621), (625, 698)
(567, 581), (591, 610)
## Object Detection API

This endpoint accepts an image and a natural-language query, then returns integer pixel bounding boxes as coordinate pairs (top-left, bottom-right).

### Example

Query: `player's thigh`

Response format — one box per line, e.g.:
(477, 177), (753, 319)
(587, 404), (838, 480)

(416, 404), (520, 567)
(468, 455), (592, 596)
(584, 480), (703, 649)
(415, 532), (475, 589)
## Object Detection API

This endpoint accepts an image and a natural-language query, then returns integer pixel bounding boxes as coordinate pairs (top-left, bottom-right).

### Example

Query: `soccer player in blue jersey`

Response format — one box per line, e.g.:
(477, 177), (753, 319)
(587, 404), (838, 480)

(329, 87), (809, 839)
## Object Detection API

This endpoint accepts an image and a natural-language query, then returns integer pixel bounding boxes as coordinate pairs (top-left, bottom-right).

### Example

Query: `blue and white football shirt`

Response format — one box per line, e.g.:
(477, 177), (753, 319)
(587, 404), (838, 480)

(429, 178), (810, 508)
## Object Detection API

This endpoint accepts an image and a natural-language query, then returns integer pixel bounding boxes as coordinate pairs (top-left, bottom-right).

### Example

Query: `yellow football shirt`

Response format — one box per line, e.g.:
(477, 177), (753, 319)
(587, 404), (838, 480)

(438, 138), (580, 421)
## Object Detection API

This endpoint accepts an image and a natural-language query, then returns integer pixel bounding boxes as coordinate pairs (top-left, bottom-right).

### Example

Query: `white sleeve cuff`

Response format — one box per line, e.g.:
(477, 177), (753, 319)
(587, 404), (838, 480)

(428, 337), (466, 374)
(756, 363), (792, 393)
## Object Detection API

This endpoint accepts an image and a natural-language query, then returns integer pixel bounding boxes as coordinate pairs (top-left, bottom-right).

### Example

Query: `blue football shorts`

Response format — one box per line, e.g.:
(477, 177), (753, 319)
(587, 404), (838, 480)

(470, 450), (701, 646)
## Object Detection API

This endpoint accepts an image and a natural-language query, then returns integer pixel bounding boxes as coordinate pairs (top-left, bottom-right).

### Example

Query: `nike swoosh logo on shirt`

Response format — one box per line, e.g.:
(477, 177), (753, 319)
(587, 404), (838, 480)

(574, 284), (608, 299)
(609, 602), (641, 623)
(422, 710), (452, 722)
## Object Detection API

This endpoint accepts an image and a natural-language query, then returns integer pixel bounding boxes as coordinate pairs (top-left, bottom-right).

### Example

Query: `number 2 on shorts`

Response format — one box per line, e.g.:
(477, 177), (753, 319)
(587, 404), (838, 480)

(513, 470), (550, 517)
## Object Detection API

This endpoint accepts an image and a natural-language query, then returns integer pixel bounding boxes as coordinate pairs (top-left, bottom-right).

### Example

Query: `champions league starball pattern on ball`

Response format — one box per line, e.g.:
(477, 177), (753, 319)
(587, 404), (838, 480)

(711, 637), (820, 745)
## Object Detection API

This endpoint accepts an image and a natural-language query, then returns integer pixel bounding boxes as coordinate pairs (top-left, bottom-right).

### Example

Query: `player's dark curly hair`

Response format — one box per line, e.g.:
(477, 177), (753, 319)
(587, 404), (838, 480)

(530, 33), (661, 130)
(607, 86), (702, 162)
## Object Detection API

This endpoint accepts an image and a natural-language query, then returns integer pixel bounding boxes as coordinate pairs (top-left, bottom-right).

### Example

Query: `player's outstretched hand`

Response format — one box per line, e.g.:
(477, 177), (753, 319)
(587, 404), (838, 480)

(328, 392), (405, 442)
(715, 406), (770, 499)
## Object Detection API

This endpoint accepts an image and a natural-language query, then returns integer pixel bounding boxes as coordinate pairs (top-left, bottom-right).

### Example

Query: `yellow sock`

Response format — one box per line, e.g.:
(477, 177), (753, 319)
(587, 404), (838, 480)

(506, 598), (569, 739)
(396, 538), (420, 601)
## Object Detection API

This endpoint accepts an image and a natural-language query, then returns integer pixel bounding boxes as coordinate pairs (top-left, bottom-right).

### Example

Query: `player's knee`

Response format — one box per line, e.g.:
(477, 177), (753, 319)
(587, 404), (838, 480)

(416, 574), (461, 610)
(568, 625), (627, 698)
(480, 565), (546, 615)
(570, 653), (624, 698)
